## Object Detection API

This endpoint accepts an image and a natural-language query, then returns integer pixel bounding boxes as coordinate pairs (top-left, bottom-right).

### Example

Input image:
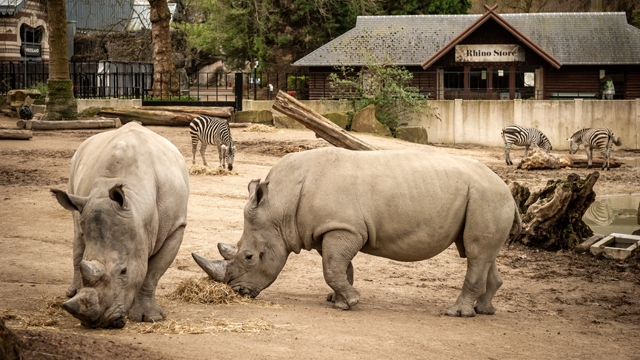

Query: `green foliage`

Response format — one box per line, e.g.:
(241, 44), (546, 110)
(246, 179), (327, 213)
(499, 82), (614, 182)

(28, 82), (47, 96)
(563, 224), (573, 234)
(327, 50), (428, 131)
(177, 0), (470, 71)
(383, 0), (471, 15)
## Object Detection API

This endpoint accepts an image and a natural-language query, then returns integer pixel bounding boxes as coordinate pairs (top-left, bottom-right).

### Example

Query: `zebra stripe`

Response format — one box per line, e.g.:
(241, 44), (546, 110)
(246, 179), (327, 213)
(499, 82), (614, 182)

(190, 115), (235, 170)
(501, 125), (552, 165)
(568, 128), (621, 170)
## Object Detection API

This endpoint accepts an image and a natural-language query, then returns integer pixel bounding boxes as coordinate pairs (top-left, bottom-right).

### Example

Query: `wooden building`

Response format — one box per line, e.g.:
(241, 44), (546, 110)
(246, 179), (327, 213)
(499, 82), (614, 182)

(294, 6), (640, 100)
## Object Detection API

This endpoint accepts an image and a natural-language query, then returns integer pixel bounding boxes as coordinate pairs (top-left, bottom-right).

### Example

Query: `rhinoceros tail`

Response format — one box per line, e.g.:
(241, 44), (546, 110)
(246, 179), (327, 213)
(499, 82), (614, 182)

(507, 202), (523, 245)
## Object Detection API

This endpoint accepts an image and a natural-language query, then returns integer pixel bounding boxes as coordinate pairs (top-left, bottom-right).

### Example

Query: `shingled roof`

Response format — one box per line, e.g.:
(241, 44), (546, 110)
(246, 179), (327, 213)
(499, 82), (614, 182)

(293, 12), (640, 67)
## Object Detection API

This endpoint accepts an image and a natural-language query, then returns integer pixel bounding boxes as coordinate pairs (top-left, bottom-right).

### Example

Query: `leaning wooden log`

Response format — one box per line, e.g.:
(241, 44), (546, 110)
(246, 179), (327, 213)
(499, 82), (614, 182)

(100, 107), (198, 126)
(0, 129), (33, 140)
(272, 90), (377, 151)
(566, 155), (622, 168)
(139, 106), (234, 119)
(228, 123), (250, 128)
(19, 119), (121, 130)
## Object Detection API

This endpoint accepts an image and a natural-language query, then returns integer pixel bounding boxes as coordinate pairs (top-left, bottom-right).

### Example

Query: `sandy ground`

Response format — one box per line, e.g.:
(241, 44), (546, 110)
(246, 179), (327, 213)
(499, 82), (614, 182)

(1, 115), (639, 359)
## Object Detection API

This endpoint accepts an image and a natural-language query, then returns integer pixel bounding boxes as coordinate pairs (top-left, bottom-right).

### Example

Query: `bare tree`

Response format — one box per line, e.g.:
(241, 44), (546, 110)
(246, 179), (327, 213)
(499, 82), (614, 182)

(149, 0), (178, 97)
(43, 0), (78, 120)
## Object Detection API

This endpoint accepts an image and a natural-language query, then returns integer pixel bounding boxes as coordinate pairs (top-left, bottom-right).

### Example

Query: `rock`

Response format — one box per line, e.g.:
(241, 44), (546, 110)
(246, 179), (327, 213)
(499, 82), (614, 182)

(321, 111), (350, 130)
(79, 106), (102, 118)
(273, 114), (306, 130)
(396, 126), (428, 145)
(8, 89), (42, 109)
(235, 110), (273, 125)
(2, 109), (16, 118)
(575, 234), (605, 253)
(517, 148), (561, 170)
(351, 105), (392, 136)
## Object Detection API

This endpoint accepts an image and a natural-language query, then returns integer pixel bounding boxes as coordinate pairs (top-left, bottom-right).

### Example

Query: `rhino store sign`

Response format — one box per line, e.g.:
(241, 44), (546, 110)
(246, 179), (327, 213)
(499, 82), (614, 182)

(455, 44), (524, 62)
(21, 44), (41, 57)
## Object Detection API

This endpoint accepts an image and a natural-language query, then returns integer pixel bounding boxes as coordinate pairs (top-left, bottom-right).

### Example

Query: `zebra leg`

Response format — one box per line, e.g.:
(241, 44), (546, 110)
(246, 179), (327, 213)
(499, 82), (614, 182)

(607, 145), (612, 170)
(586, 148), (592, 169)
(505, 143), (513, 165)
(602, 147), (609, 171)
(524, 146), (530, 159)
(217, 144), (224, 169)
(191, 140), (198, 165)
(200, 143), (208, 167)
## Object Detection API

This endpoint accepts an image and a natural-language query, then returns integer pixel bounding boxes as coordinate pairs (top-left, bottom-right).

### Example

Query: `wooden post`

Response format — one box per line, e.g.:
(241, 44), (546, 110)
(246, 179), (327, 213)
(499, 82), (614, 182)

(486, 67), (493, 100)
(464, 66), (470, 100)
(509, 66), (516, 100)
(272, 90), (377, 151)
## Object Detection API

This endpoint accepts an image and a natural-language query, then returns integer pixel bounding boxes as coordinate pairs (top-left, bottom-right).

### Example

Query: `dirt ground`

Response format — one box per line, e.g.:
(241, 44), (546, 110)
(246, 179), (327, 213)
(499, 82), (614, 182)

(1, 115), (639, 360)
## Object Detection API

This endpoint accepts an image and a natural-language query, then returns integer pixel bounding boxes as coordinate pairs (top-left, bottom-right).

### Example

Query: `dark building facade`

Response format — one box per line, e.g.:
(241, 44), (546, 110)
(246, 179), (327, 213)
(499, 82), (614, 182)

(294, 7), (640, 100)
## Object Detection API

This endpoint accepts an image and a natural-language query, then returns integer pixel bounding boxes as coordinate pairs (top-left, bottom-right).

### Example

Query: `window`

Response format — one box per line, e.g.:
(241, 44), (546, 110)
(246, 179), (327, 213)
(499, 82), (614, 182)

(20, 24), (42, 45)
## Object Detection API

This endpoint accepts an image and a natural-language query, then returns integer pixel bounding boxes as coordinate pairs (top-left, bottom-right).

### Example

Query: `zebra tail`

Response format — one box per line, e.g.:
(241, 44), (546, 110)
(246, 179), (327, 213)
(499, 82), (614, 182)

(613, 137), (622, 146)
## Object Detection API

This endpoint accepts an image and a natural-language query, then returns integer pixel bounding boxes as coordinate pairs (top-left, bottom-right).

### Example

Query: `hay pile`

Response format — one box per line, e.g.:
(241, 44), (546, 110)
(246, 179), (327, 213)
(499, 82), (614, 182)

(240, 124), (278, 133)
(188, 165), (239, 176)
(166, 277), (281, 308)
(127, 317), (274, 335)
(1, 296), (68, 328)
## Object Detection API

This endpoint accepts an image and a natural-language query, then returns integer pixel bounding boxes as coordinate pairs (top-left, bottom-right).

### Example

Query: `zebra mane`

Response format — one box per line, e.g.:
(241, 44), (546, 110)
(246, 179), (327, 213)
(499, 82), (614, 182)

(570, 128), (591, 140)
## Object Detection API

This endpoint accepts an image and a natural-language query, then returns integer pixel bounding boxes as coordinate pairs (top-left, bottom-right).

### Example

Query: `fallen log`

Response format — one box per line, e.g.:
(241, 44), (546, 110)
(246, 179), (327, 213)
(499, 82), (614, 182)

(0, 129), (33, 140)
(566, 155), (622, 168)
(139, 106), (234, 119)
(19, 118), (121, 130)
(100, 107), (197, 126)
(0, 318), (23, 360)
(272, 90), (377, 151)
(228, 123), (249, 128)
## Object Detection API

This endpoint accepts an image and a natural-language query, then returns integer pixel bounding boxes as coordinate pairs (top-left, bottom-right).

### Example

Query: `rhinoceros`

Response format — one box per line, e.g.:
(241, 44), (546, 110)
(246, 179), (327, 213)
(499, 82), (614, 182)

(51, 122), (189, 328)
(192, 147), (521, 317)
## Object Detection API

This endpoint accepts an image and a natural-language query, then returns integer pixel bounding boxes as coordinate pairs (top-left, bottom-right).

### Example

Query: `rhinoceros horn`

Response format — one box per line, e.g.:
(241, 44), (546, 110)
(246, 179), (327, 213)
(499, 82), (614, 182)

(217, 242), (238, 260)
(192, 253), (227, 282)
(80, 260), (105, 285)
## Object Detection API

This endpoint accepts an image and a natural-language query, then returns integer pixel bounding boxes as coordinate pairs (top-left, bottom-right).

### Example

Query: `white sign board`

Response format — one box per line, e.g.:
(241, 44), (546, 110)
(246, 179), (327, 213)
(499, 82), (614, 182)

(455, 44), (524, 62)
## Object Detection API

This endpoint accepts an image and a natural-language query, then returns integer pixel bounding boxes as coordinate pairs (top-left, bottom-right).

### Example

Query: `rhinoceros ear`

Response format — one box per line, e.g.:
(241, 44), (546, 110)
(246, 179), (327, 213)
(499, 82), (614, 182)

(108, 184), (126, 208)
(51, 189), (88, 212)
(248, 180), (269, 208)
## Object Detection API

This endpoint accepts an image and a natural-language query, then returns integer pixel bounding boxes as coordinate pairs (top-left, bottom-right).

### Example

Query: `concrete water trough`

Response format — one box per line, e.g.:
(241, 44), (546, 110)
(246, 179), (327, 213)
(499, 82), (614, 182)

(590, 233), (640, 260)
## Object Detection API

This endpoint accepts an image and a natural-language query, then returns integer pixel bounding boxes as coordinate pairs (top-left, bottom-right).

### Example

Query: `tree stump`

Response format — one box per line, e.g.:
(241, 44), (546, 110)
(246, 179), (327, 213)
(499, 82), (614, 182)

(0, 319), (23, 360)
(510, 172), (599, 249)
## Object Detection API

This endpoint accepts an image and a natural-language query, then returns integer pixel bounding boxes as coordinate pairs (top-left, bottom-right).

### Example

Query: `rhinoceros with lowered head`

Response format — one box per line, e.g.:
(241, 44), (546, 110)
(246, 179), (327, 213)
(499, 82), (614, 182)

(51, 122), (189, 328)
(193, 147), (521, 317)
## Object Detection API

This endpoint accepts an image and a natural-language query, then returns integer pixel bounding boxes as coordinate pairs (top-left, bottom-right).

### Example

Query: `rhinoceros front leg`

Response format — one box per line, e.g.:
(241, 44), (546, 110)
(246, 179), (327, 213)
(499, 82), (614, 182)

(321, 230), (362, 310)
(129, 225), (185, 322)
(316, 248), (354, 303)
(66, 226), (85, 298)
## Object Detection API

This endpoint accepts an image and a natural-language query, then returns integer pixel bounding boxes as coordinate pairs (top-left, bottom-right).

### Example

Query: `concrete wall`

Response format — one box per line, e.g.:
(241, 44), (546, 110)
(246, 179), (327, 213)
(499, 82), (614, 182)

(242, 99), (639, 150)
(408, 99), (639, 150)
(77, 98), (142, 113)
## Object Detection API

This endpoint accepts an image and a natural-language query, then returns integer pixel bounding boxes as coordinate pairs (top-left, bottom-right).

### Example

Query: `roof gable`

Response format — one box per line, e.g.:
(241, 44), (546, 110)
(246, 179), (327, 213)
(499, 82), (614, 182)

(421, 5), (561, 69)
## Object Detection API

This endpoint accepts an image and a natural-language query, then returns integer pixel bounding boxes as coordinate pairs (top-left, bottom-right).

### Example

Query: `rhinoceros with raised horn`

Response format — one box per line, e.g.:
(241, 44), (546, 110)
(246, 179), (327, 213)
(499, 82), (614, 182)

(193, 147), (521, 317)
(51, 122), (189, 328)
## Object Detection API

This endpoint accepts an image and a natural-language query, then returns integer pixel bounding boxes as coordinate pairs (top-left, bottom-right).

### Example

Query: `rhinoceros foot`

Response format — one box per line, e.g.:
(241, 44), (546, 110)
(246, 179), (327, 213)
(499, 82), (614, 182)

(445, 302), (477, 317)
(129, 298), (166, 323)
(474, 302), (497, 315)
(327, 288), (360, 310)
(65, 284), (79, 298)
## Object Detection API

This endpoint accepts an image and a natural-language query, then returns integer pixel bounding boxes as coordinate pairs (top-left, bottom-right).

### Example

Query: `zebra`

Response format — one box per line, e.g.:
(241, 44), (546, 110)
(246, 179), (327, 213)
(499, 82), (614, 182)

(501, 125), (552, 165)
(567, 128), (621, 170)
(190, 115), (236, 170)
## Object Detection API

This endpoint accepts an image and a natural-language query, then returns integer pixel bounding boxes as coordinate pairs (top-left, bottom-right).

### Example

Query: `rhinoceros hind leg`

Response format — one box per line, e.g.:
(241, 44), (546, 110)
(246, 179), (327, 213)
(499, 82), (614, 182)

(474, 260), (502, 315)
(321, 231), (362, 310)
(445, 258), (493, 317)
(129, 225), (185, 322)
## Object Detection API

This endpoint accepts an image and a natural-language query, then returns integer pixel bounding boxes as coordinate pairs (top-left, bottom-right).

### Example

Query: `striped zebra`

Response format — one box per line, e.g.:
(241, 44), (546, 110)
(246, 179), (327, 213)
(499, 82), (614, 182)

(190, 116), (236, 170)
(567, 128), (621, 170)
(501, 125), (552, 165)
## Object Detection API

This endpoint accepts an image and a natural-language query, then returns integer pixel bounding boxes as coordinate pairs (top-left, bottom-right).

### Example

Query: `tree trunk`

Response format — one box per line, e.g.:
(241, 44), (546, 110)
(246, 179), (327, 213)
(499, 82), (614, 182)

(272, 90), (377, 151)
(0, 129), (33, 140)
(43, 0), (78, 120)
(99, 107), (233, 126)
(149, 0), (178, 98)
(509, 172), (599, 250)
(0, 319), (23, 360)
(566, 155), (622, 168)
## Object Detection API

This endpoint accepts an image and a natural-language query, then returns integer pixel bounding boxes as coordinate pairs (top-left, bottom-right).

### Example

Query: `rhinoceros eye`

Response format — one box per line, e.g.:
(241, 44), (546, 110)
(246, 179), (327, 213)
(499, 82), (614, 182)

(245, 254), (253, 261)
(120, 268), (127, 276)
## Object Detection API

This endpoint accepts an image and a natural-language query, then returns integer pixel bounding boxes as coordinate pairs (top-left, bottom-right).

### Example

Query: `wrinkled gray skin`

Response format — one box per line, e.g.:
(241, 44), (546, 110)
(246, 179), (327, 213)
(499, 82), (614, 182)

(52, 122), (189, 328)
(193, 147), (521, 317)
